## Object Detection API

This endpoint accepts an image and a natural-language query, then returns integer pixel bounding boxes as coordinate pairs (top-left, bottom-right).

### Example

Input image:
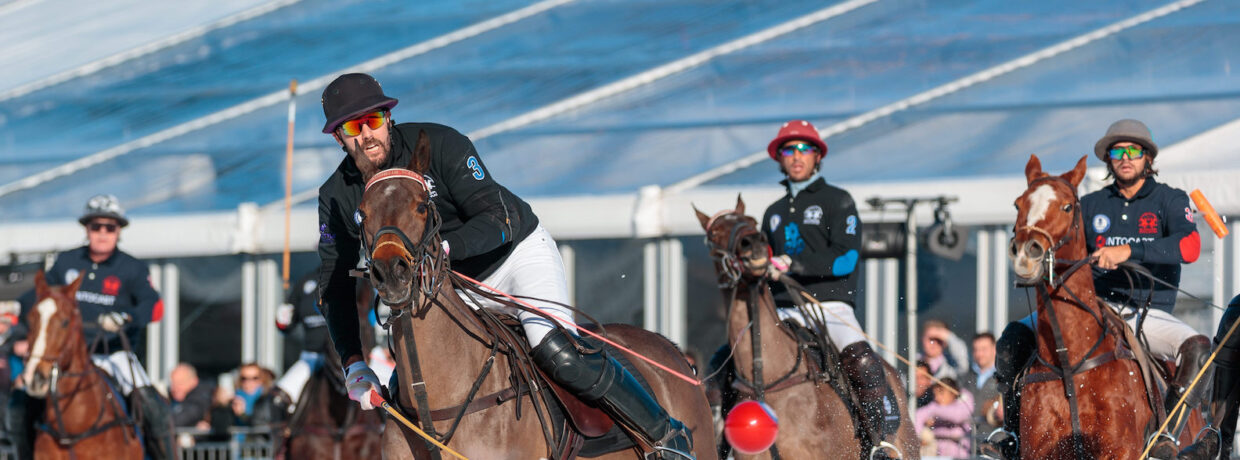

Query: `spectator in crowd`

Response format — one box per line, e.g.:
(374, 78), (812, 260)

(961, 332), (1001, 451)
(919, 319), (968, 380)
(169, 363), (213, 428)
(231, 363), (273, 427)
(369, 345), (395, 384)
(205, 377), (237, 441)
(0, 312), (17, 425)
(915, 378), (973, 459)
(914, 361), (934, 408)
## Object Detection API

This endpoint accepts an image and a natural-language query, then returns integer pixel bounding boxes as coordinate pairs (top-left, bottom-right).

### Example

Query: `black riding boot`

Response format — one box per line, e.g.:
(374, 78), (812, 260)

(1167, 335), (1213, 417)
(531, 328), (693, 459)
(6, 389), (41, 460)
(130, 386), (175, 460)
(990, 322), (1037, 460)
(1213, 301), (1240, 458)
(840, 342), (901, 459)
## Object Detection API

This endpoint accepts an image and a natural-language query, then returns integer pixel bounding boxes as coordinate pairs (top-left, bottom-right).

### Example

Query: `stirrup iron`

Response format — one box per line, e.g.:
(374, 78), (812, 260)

(868, 440), (902, 460)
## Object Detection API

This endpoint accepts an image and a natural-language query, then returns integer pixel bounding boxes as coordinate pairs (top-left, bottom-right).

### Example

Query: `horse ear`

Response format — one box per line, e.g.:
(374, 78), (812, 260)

(1025, 154), (1045, 185)
(409, 130), (430, 173)
(1061, 155), (1088, 189)
(735, 193), (745, 215)
(66, 270), (84, 297)
(693, 205), (711, 230)
(35, 271), (49, 300)
(348, 139), (379, 181)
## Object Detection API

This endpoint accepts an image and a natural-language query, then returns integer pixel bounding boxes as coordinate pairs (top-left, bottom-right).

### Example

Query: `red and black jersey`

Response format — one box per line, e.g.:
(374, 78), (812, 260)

(18, 246), (162, 354)
(1081, 178), (1200, 313)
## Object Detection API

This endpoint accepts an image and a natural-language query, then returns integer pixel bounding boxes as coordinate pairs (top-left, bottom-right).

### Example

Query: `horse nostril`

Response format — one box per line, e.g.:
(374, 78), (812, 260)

(371, 265), (386, 285)
(1009, 239), (1020, 258)
(1028, 241), (1045, 259)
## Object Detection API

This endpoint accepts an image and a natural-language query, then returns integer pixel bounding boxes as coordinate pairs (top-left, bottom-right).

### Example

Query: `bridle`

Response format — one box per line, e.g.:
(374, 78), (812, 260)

(358, 168), (446, 310)
(1011, 175), (1086, 289)
(703, 210), (766, 289)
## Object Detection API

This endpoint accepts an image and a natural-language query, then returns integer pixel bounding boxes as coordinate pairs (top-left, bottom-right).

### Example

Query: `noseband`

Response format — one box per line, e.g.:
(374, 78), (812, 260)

(704, 211), (765, 288)
(359, 169), (445, 308)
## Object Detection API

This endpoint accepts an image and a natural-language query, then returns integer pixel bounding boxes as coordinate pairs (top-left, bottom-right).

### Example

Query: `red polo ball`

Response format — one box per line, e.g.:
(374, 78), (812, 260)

(724, 400), (779, 454)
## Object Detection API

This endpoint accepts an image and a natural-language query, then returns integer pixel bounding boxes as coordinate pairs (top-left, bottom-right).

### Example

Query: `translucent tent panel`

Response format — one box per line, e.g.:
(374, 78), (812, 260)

(705, 0), (1240, 186)
(475, 0), (1176, 195)
(0, 0), (864, 219)
(0, 0), (532, 166)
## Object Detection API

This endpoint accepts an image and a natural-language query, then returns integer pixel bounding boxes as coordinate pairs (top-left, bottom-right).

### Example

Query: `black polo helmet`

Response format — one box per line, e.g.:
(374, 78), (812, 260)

(321, 73), (399, 134)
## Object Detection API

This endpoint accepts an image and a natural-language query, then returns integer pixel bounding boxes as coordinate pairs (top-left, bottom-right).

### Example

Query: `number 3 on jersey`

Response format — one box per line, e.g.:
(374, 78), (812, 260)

(466, 156), (485, 180)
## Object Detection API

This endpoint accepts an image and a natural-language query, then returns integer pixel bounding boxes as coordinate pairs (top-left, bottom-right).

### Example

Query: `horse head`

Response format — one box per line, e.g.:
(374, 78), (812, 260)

(694, 195), (770, 287)
(1010, 155), (1088, 283)
(22, 271), (86, 398)
(349, 131), (443, 308)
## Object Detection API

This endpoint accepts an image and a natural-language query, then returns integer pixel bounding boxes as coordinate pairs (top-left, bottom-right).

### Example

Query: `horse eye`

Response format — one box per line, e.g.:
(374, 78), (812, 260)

(416, 202), (427, 214)
(1062, 204), (1072, 212)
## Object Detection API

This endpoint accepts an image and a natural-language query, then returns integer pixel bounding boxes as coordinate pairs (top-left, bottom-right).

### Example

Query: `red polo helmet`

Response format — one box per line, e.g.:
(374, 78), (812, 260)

(767, 120), (827, 161)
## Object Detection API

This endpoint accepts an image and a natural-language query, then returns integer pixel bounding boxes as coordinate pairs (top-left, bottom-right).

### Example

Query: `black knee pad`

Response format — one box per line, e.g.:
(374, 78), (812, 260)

(995, 321), (1036, 386)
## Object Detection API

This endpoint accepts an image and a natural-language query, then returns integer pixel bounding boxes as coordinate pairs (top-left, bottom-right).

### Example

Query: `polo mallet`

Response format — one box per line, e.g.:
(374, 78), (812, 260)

(368, 391), (470, 460)
(1190, 189), (1228, 238)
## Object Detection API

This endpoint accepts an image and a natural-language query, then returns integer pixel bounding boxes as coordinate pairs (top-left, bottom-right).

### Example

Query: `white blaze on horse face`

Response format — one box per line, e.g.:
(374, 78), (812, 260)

(22, 297), (57, 386)
(1025, 184), (1057, 229)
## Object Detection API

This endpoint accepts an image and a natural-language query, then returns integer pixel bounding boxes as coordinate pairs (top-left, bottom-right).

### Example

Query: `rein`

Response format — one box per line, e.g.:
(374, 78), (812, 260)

(34, 328), (134, 457)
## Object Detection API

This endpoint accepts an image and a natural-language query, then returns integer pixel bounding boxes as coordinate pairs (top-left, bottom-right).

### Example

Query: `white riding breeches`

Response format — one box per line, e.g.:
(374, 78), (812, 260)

(276, 351), (324, 406)
(1017, 301), (1202, 362)
(776, 301), (866, 351)
(455, 225), (575, 347)
(91, 351), (151, 395)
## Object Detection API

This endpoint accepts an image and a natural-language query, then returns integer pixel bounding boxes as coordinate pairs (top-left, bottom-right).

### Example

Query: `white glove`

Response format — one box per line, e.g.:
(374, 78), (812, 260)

(100, 312), (130, 333)
(345, 361), (383, 410)
(767, 255), (792, 281)
(275, 303), (295, 330)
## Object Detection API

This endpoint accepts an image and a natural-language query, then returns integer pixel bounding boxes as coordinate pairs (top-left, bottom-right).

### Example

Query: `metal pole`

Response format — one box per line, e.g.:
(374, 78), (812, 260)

(993, 228), (1010, 330)
(161, 262), (180, 383)
(883, 259), (898, 364)
(865, 259), (880, 345)
(242, 257), (257, 363)
(976, 228), (991, 335)
(643, 241), (658, 333)
(905, 204), (918, 417)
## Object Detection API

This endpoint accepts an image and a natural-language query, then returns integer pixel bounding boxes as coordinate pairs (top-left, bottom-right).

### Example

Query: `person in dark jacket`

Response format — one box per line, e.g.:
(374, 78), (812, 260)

(273, 267), (330, 408)
(315, 73), (690, 457)
(5, 194), (176, 460)
(991, 119), (1207, 458)
(170, 362), (214, 428)
(761, 120), (901, 458)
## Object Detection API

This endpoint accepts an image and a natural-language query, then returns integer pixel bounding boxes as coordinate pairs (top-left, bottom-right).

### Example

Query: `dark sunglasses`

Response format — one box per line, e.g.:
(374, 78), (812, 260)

(778, 142), (820, 157)
(338, 111), (388, 137)
(239, 375), (261, 382)
(1108, 145), (1145, 161)
(88, 223), (119, 233)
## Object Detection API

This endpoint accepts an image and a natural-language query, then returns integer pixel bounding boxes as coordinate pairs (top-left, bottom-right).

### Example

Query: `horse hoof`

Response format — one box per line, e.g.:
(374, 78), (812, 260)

(1176, 429), (1221, 460)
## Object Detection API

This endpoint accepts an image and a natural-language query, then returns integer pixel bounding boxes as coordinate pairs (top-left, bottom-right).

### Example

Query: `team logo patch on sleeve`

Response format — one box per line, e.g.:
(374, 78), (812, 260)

(804, 205), (823, 225)
(1185, 207), (1194, 223)
(1092, 214), (1110, 233)
(318, 224), (336, 244)
(769, 214), (781, 232)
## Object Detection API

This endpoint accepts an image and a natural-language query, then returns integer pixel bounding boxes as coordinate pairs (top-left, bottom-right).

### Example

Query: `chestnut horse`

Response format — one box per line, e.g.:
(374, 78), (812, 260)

(694, 198), (918, 459)
(22, 271), (143, 460)
(1009, 155), (1204, 458)
(350, 131), (716, 459)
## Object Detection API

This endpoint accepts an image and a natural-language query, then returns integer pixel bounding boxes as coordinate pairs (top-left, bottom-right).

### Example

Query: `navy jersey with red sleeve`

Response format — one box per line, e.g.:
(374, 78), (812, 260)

(17, 246), (162, 354)
(1081, 178), (1200, 313)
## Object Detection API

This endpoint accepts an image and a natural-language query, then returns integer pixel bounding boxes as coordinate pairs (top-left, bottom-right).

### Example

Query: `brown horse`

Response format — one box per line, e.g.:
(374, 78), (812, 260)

(349, 131), (716, 459)
(1009, 155), (1205, 458)
(279, 347), (385, 460)
(22, 271), (143, 460)
(694, 197), (918, 459)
